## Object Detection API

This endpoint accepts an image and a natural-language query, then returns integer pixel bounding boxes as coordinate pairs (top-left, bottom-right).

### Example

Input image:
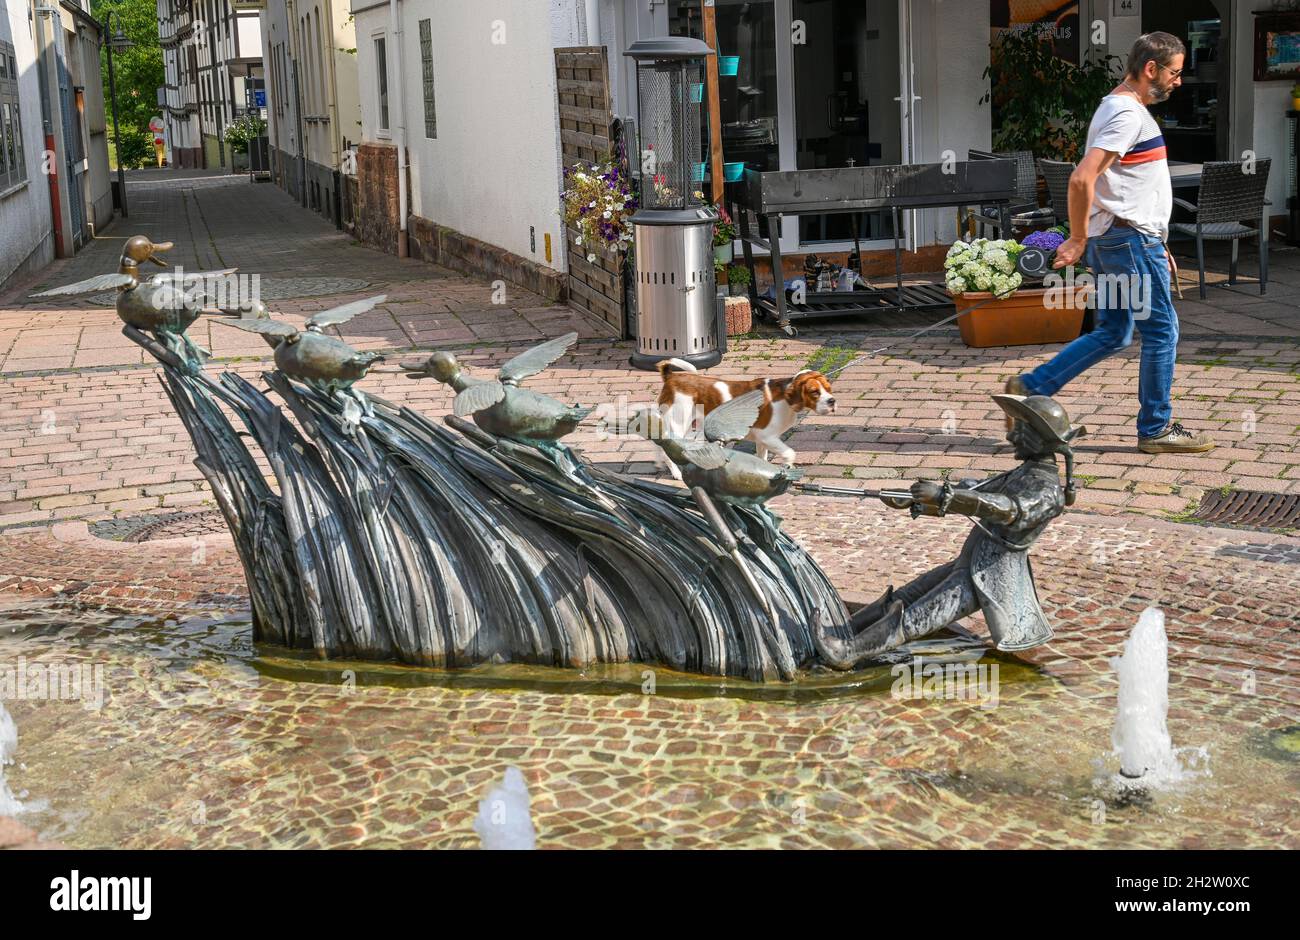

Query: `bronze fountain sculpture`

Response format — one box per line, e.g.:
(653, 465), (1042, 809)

(812, 395), (1082, 669)
(91, 234), (1076, 683)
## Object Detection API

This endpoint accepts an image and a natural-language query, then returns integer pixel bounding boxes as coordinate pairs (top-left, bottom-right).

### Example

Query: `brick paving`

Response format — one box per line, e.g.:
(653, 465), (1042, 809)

(1, 173), (1299, 530)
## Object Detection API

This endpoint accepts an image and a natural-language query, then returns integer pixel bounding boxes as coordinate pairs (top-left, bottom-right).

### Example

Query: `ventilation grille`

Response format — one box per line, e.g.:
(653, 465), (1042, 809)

(1193, 490), (1300, 529)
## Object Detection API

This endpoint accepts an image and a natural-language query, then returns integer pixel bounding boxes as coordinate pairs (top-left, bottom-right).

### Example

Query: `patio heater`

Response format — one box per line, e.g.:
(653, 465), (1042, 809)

(625, 38), (722, 370)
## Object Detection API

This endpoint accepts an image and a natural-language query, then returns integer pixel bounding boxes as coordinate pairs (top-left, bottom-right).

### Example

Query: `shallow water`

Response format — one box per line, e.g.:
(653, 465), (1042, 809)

(0, 597), (1296, 849)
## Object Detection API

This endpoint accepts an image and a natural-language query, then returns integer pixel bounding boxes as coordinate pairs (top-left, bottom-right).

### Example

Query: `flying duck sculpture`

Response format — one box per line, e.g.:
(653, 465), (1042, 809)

(218, 295), (388, 390)
(637, 389), (802, 676)
(403, 332), (593, 447)
(641, 389), (805, 510)
(31, 235), (238, 373)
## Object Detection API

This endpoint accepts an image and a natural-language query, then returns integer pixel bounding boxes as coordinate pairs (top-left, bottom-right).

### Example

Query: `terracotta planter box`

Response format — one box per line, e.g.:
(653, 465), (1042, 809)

(954, 287), (1087, 348)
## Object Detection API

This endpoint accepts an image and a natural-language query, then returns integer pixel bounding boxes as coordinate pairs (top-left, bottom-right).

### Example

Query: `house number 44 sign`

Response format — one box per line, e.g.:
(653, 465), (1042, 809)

(1113, 0), (1138, 16)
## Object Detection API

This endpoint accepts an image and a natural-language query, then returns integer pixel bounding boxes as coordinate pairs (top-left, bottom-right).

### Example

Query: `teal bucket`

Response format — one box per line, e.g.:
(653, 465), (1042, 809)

(690, 162), (707, 183)
(723, 162), (745, 183)
(689, 83), (704, 104)
(719, 56), (740, 76)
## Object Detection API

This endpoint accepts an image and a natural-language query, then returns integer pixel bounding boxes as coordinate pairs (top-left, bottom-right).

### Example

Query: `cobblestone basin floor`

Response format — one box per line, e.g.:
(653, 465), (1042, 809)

(0, 503), (1295, 850)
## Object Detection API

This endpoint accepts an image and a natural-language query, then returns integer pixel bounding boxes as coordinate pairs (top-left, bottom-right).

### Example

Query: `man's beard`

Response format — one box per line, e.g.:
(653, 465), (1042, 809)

(1148, 81), (1174, 103)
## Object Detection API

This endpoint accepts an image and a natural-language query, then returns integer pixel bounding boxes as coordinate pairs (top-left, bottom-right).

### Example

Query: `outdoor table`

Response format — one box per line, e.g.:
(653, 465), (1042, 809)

(729, 160), (1017, 335)
(1169, 161), (1203, 189)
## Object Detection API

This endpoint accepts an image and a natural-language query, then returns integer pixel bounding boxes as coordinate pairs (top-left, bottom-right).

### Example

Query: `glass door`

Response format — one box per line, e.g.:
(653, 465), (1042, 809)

(790, 0), (906, 248)
(685, 0), (917, 254)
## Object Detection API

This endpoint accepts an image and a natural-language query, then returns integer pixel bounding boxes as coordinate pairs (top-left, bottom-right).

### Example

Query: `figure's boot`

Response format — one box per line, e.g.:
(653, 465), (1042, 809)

(813, 600), (905, 671)
(841, 584), (895, 632)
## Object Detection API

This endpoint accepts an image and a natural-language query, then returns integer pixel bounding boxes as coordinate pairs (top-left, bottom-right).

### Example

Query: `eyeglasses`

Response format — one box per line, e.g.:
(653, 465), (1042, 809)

(1159, 64), (1184, 79)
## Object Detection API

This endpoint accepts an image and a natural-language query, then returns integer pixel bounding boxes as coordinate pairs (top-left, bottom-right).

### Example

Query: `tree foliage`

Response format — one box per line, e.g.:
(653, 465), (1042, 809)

(115, 126), (154, 168)
(91, 0), (165, 136)
(980, 28), (1122, 161)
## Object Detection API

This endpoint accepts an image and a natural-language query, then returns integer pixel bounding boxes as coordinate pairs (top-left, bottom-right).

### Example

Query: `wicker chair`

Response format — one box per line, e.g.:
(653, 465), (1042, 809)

(1170, 159), (1271, 299)
(1037, 158), (1076, 223)
(966, 149), (1055, 237)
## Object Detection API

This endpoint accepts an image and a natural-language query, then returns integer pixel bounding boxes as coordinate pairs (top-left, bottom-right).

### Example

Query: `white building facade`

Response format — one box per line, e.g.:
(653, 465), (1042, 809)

(158, 0), (263, 169)
(258, 0), (361, 225)
(1, 0), (112, 290)
(343, 1), (1298, 312)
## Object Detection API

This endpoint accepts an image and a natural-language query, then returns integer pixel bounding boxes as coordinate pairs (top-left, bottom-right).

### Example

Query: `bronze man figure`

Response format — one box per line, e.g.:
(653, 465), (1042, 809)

(814, 394), (1084, 670)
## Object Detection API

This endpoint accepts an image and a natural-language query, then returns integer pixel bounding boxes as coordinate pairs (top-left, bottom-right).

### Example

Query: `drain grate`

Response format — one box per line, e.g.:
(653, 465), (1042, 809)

(90, 510), (229, 542)
(124, 510), (228, 542)
(1193, 490), (1300, 529)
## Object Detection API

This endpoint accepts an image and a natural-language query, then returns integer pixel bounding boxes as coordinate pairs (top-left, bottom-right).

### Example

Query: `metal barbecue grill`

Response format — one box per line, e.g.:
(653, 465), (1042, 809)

(730, 161), (1018, 335)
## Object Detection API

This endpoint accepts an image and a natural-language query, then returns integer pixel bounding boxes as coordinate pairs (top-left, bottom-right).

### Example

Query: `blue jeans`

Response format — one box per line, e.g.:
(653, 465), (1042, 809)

(1021, 225), (1178, 438)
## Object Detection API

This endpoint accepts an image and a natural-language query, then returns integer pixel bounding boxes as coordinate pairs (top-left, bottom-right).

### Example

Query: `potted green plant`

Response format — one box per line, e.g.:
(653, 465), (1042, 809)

(979, 28), (1122, 160)
(223, 113), (267, 172)
(945, 236), (1086, 348)
(713, 205), (736, 264)
(726, 263), (752, 297)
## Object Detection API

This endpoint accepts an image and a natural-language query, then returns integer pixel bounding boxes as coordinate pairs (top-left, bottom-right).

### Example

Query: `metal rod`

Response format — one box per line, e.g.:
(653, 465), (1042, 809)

(791, 481), (914, 502)
(105, 11), (127, 218)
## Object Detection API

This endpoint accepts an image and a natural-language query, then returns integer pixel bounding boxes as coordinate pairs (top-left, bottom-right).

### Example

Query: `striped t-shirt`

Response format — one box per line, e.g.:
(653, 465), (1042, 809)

(1084, 94), (1172, 241)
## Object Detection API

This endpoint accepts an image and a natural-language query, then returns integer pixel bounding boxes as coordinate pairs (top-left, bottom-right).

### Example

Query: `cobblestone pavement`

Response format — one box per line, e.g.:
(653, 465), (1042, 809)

(0, 502), (1295, 849)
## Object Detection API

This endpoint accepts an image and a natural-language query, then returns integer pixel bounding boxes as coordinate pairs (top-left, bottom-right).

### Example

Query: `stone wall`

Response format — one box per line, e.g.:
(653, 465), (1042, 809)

(170, 147), (203, 169)
(353, 142), (399, 256)
(407, 216), (566, 302)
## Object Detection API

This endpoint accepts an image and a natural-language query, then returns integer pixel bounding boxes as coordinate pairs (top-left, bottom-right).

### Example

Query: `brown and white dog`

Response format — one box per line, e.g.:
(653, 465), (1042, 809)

(654, 359), (836, 470)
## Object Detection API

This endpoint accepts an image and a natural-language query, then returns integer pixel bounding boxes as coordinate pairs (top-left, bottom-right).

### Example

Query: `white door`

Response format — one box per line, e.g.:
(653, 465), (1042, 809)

(896, 0), (921, 251)
(785, 0), (912, 252)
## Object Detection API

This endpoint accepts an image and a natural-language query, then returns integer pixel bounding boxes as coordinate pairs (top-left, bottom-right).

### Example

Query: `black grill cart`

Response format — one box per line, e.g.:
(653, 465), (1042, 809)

(729, 161), (1017, 335)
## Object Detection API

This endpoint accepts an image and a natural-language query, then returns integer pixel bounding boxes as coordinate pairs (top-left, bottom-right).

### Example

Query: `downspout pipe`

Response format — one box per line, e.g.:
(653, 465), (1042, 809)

(584, 0), (600, 45)
(389, 0), (408, 257)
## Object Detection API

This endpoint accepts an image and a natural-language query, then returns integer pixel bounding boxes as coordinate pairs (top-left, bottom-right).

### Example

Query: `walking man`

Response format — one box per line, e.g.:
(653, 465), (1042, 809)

(1007, 32), (1215, 454)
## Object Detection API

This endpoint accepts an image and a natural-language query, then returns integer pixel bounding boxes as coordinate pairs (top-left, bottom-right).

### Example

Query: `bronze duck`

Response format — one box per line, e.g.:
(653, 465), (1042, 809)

(31, 235), (238, 371)
(641, 390), (804, 508)
(404, 332), (592, 447)
(217, 295), (389, 396)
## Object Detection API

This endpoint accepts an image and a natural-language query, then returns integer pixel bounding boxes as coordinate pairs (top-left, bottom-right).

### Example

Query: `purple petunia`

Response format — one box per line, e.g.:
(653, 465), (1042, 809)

(1021, 230), (1065, 252)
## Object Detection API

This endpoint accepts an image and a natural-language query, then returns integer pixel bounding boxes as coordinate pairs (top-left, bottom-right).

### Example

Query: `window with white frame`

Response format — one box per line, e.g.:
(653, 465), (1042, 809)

(0, 40), (27, 191)
(374, 36), (389, 132)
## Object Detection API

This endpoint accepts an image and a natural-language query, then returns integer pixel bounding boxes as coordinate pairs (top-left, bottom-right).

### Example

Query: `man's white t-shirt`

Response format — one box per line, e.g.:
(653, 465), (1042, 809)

(1084, 94), (1172, 241)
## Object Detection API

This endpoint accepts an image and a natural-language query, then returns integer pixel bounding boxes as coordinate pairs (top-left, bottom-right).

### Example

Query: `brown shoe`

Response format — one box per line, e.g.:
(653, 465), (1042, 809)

(1138, 422), (1216, 454)
(1003, 376), (1029, 428)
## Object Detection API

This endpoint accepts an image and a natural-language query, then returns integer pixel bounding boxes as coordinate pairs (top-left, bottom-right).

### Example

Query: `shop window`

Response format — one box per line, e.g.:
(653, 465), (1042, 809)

(0, 42), (25, 191)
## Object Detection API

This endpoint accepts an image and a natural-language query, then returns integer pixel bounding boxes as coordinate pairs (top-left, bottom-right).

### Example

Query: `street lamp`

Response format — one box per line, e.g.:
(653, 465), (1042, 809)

(103, 12), (134, 218)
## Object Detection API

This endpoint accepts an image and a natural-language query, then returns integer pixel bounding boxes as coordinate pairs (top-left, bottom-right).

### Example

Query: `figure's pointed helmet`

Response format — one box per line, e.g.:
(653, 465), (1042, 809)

(993, 394), (1086, 505)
